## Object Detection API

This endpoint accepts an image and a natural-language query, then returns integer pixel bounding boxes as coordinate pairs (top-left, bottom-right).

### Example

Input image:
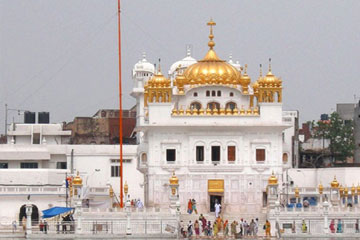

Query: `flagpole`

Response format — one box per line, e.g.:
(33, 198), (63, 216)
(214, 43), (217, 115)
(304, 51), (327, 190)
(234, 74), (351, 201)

(117, 0), (124, 208)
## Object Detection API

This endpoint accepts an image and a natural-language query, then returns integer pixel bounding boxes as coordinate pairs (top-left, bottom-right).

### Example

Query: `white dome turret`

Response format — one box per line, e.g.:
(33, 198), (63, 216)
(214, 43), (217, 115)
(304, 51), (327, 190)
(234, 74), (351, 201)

(133, 52), (155, 88)
(168, 47), (197, 80)
(228, 54), (241, 71)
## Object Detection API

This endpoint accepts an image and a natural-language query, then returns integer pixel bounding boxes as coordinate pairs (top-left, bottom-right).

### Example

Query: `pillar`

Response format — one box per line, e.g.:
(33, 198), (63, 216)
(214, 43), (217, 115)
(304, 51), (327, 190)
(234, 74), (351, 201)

(126, 199), (132, 235)
(75, 200), (82, 234)
(25, 204), (32, 235)
(323, 201), (329, 234)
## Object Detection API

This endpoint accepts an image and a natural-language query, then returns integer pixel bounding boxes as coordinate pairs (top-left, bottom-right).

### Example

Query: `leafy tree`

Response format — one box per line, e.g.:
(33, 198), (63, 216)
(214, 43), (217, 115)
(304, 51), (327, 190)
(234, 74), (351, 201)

(314, 112), (354, 161)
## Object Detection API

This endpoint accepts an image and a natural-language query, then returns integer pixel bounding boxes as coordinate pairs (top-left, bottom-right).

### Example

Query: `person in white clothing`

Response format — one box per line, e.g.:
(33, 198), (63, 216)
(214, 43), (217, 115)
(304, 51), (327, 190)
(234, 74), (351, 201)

(214, 200), (221, 218)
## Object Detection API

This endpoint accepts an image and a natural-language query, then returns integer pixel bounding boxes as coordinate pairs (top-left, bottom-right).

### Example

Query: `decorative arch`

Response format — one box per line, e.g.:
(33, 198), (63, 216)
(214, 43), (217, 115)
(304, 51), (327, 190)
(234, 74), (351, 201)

(19, 204), (39, 226)
(282, 153), (289, 163)
(225, 101), (237, 110)
(190, 101), (202, 110)
(207, 102), (220, 110)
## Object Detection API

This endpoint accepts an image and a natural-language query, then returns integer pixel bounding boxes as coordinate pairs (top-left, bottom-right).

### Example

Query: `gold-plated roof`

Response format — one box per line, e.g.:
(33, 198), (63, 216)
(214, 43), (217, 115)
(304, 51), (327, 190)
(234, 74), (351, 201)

(182, 19), (243, 87)
(169, 171), (179, 185)
(268, 171), (278, 185)
(147, 69), (170, 88)
(330, 176), (339, 188)
(73, 171), (83, 186)
(258, 59), (282, 87)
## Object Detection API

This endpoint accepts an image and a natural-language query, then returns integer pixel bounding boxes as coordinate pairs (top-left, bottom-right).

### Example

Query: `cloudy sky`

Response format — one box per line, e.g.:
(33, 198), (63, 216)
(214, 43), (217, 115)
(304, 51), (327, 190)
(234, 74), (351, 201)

(1, 0), (360, 133)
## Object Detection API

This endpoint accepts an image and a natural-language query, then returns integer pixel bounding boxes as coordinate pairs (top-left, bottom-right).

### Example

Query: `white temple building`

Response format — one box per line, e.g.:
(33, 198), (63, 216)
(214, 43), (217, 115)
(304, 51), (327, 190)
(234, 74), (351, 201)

(131, 19), (295, 216)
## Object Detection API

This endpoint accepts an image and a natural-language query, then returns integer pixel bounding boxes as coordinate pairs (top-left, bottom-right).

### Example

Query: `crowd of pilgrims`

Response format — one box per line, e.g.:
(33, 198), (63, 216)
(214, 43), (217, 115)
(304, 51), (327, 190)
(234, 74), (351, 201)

(180, 214), (270, 239)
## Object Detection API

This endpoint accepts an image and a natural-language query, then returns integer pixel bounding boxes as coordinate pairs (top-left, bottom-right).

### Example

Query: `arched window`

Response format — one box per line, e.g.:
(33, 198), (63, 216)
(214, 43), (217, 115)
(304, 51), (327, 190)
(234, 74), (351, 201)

(207, 102), (220, 110)
(217, 91), (221, 97)
(212, 91), (216, 97)
(282, 153), (288, 163)
(226, 102), (237, 110)
(190, 102), (202, 110)
(230, 92), (234, 97)
(206, 91), (210, 97)
(141, 153), (147, 163)
(193, 92), (198, 97)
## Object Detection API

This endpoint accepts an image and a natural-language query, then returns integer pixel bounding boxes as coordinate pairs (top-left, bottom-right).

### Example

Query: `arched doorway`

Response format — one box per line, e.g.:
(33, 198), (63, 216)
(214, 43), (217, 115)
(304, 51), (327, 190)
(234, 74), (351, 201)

(19, 204), (39, 226)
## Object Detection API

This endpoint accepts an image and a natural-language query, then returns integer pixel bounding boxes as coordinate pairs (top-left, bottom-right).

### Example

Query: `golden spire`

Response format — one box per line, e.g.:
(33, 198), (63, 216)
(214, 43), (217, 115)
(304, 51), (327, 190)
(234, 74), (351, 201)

(259, 64), (263, 77)
(157, 58), (162, 74)
(207, 18), (216, 49)
(268, 58), (272, 73)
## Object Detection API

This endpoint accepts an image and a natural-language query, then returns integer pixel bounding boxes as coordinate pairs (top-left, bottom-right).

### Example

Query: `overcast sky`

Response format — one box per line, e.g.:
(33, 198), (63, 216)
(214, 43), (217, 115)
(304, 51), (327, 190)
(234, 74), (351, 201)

(1, 0), (360, 134)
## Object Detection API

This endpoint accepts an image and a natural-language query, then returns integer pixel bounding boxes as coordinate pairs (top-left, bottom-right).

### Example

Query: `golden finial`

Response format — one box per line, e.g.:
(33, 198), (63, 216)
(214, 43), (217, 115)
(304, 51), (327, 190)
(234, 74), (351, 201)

(207, 18), (216, 49)
(158, 58), (161, 74)
(268, 58), (272, 73)
(259, 64), (263, 77)
(244, 64), (248, 74)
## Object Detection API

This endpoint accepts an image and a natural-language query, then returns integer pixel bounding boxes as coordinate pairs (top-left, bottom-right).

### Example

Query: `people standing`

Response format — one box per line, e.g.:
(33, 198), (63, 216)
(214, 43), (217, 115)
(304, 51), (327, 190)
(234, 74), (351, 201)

(214, 200), (221, 218)
(255, 218), (259, 236)
(187, 220), (193, 238)
(337, 219), (342, 233)
(239, 218), (243, 236)
(265, 219), (271, 237)
(199, 214), (207, 233)
(40, 220), (44, 233)
(356, 219), (359, 233)
(224, 220), (229, 237)
(194, 220), (200, 237)
(44, 220), (48, 234)
(192, 199), (198, 214)
(230, 220), (237, 237)
(249, 219), (255, 236)
(187, 199), (193, 214)
(213, 221), (218, 237)
(329, 219), (335, 233)
(301, 219), (307, 233)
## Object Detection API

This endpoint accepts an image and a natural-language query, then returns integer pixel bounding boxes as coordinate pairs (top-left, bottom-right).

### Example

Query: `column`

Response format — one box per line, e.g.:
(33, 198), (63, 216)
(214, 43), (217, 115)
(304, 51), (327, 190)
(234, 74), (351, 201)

(323, 201), (329, 234)
(25, 204), (33, 235)
(126, 195), (132, 235)
(75, 200), (82, 234)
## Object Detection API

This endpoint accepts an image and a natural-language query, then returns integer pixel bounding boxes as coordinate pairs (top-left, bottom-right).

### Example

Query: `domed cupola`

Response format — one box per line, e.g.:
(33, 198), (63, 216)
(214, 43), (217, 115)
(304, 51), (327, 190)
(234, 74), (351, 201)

(254, 59), (283, 103)
(169, 47), (197, 79)
(180, 19), (247, 90)
(133, 52), (155, 78)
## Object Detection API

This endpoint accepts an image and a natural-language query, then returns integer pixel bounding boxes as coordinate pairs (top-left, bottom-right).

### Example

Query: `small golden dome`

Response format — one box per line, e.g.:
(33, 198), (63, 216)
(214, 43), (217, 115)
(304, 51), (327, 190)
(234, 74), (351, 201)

(344, 186), (348, 195)
(295, 186), (300, 197)
(252, 80), (259, 93)
(268, 171), (278, 185)
(258, 59), (282, 87)
(183, 19), (242, 86)
(124, 181), (128, 194)
(109, 186), (114, 198)
(330, 176), (339, 188)
(169, 171), (179, 185)
(339, 185), (344, 196)
(148, 71), (170, 88)
(73, 171), (83, 186)
(351, 184), (356, 195)
(318, 182), (324, 194)
(357, 184), (360, 194)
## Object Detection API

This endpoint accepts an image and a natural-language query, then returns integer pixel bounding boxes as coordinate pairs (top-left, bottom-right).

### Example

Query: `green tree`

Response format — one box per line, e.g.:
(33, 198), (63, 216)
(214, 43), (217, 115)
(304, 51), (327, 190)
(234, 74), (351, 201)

(314, 112), (354, 162)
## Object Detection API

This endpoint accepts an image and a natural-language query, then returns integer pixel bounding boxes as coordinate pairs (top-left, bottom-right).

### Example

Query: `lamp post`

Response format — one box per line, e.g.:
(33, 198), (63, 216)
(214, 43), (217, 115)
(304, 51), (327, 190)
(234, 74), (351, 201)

(73, 171), (83, 234)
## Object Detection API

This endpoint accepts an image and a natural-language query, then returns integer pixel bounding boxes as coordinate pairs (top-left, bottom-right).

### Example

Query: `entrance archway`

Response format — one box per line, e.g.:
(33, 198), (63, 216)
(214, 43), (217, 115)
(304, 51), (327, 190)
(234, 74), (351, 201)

(19, 204), (39, 226)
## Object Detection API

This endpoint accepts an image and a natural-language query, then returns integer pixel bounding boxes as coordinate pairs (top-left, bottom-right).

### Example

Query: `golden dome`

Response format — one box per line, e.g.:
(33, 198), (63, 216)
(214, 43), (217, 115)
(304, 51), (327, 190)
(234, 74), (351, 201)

(183, 19), (242, 86)
(73, 171), (83, 186)
(330, 176), (339, 188)
(258, 59), (282, 87)
(147, 70), (170, 88)
(169, 171), (179, 185)
(357, 184), (360, 194)
(268, 171), (278, 185)
(318, 182), (324, 194)
(124, 181), (128, 194)
(339, 185), (344, 196)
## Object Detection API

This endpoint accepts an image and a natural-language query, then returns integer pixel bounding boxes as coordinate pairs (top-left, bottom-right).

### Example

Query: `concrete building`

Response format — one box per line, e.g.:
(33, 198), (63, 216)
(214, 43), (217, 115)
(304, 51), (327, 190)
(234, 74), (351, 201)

(0, 123), (143, 221)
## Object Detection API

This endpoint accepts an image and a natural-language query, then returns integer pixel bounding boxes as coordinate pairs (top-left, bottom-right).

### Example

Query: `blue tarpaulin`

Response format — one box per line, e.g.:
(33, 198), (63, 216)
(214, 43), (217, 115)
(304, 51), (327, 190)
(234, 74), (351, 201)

(42, 207), (74, 218)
